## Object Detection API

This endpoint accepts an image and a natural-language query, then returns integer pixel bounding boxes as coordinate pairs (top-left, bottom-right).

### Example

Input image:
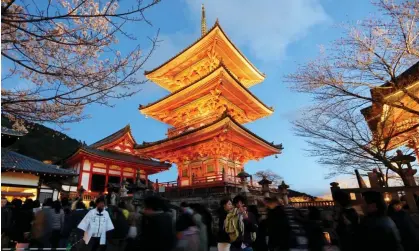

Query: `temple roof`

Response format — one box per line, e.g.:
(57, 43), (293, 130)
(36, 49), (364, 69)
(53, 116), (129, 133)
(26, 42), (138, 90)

(144, 21), (265, 92)
(2, 148), (76, 176)
(70, 147), (170, 167)
(140, 64), (273, 125)
(90, 125), (136, 149)
(1, 127), (26, 137)
(361, 61), (419, 121)
(361, 62), (419, 149)
(135, 115), (282, 162)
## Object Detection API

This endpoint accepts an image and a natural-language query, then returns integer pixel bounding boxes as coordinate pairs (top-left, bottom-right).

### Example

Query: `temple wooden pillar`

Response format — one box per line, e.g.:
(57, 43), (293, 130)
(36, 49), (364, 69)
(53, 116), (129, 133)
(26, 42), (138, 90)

(36, 177), (43, 200)
(188, 163), (192, 186)
(105, 164), (109, 193)
(413, 140), (419, 164)
(215, 157), (220, 174)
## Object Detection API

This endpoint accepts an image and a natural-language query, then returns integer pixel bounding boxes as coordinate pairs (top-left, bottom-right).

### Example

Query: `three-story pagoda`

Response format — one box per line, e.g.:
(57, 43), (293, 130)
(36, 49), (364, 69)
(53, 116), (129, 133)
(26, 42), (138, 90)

(136, 6), (283, 187)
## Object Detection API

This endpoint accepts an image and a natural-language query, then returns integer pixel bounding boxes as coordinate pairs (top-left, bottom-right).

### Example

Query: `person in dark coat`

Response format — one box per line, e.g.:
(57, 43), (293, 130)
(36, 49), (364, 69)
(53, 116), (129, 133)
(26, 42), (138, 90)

(192, 203), (214, 250)
(107, 206), (129, 251)
(2, 198), (13, 248)
(264, 197), (292, 251)
(248, 205), (268, 251)
(217, 198), (233, 251)
(31, 198), (54, 248)
(303, 207), (326, 251)
(62, 201), (88, 242)
(333, 190), (360, 251)
(388, 199), (419, 251)
(139, 196), (176, 251)
(358, 191), (403, 251)
(176, 202), (194, 234)
(11, 198), (33, 243)
(230, 195), (258, 251)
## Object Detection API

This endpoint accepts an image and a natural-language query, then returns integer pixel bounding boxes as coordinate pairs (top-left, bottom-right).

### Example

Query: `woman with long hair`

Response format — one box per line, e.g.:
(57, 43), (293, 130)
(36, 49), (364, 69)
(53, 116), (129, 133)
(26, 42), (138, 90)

(217, 198), (233, 251)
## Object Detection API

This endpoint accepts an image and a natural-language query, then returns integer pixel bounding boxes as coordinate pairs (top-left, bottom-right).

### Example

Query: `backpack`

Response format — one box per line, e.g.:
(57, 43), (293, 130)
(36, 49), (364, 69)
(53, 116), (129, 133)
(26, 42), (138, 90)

(224, 209), (243, 243)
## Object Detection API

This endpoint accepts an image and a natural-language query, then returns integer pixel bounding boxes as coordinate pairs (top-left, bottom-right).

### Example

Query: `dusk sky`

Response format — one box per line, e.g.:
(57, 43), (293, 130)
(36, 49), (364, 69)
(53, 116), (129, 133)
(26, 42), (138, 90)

(13, 0), (380, 196)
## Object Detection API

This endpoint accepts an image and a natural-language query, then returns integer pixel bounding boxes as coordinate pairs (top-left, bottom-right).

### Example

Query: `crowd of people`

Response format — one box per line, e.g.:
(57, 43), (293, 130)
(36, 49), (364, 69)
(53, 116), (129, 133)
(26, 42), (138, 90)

(1, 190), (418, 251)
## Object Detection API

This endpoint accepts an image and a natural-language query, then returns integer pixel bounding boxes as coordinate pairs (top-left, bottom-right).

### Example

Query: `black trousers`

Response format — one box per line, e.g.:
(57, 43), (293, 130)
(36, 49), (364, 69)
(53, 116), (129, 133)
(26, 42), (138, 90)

(84, 237), (106, 251)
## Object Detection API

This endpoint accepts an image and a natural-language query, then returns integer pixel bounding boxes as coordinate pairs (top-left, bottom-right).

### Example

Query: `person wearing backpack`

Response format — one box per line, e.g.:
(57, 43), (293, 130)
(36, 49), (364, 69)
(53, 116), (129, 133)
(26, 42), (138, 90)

(217, 198), (233, 251)
(227, 195), (258, 251)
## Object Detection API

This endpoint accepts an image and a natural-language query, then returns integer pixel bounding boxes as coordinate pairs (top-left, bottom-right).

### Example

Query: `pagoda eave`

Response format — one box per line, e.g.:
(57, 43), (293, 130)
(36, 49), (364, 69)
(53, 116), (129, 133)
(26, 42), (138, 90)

(139, 65), (273, 126)
(144, 22), (265, 92)
(135, 116), (281, 163)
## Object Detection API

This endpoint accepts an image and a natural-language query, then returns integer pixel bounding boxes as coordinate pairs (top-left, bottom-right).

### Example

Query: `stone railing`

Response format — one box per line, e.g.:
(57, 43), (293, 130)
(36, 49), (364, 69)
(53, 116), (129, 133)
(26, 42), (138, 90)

(290, 201), (335, 208)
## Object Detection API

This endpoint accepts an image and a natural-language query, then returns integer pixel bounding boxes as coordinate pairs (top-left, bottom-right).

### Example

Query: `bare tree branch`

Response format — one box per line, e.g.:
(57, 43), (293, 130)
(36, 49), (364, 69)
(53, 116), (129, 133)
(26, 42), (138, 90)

(1, 0), (161, 129)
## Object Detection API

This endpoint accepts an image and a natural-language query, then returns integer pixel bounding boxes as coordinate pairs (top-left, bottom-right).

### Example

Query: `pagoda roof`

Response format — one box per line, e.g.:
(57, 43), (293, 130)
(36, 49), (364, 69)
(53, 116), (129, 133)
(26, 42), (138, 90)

(140, 64), (273, 125)
(361, 62), (419, 149)
(90, 124), (136, 149)
(2, 148), (76, 176)
(135, 115), (282, 161)
(145, 21), (265, 92)
(361, 61), (419, 123)
(65, 147), (171, 174)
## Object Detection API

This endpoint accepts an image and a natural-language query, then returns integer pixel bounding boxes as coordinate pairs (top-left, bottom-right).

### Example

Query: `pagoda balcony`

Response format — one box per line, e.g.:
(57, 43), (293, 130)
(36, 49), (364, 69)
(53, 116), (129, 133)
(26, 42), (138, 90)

(153, 172), (274, 191)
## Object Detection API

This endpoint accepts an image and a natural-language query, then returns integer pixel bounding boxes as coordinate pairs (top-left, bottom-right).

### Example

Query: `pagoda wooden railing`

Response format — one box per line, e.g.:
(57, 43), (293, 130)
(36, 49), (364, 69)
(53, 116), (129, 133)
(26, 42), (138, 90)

(154, 173), (276, 190)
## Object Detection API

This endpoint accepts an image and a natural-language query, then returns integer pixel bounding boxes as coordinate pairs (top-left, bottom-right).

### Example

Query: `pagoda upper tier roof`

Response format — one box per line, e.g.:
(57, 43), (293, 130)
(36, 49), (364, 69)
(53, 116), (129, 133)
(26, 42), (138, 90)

(145, 21), (265, 92)
(139, 64), (273, 126)
(90, 124), (136, 149)
(135, 115), (282, 163)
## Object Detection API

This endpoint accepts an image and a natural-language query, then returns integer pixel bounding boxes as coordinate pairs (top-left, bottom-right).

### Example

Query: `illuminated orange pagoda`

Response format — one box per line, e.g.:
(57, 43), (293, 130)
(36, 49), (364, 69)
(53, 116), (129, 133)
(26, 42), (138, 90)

(135, 5), (282, 189)
(362, 62), (419, 162)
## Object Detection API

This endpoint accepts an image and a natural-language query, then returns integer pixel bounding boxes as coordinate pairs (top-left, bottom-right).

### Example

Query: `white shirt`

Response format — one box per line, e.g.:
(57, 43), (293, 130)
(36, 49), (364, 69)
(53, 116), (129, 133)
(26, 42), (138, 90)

(78, 208), (114, 245)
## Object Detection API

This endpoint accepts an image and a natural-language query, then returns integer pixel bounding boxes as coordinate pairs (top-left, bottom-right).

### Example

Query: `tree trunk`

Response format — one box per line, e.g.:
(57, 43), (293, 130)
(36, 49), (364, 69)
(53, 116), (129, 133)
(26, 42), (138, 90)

(399, 172), (411, 187)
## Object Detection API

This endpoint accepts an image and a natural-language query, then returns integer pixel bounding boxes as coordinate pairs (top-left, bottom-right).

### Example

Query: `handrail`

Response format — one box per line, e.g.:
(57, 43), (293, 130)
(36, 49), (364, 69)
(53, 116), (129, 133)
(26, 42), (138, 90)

(153, 173), (280, 189)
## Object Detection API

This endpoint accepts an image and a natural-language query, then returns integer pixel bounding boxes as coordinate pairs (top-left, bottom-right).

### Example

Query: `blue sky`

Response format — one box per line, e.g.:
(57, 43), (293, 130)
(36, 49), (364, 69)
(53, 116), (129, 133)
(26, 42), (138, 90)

(4, 0), (379, 196)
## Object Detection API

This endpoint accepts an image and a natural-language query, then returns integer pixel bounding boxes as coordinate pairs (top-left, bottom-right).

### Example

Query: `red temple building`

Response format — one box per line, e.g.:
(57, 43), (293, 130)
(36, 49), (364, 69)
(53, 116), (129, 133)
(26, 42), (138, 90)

(362, 62), (419, 161)
(64, 125), (171, 195)
(135, 6), (283, 189)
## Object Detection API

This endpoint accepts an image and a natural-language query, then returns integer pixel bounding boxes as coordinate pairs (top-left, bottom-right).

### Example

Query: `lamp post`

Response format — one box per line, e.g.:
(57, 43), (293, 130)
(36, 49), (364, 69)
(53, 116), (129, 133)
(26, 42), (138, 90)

(237, 169), (251, 193)
(258, 175), (272, 197)
(278, 181), (289, 205)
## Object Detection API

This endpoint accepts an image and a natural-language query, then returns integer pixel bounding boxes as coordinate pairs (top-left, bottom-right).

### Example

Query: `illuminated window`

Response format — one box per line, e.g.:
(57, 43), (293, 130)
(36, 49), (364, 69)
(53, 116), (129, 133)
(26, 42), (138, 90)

(207, 165), (214, 172)
(182, 169), (188, 177)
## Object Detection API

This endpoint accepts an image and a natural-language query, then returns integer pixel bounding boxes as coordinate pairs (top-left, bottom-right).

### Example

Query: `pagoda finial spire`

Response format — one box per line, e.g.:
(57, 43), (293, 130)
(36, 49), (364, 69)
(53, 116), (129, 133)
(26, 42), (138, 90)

(201, 4), (207, 36)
